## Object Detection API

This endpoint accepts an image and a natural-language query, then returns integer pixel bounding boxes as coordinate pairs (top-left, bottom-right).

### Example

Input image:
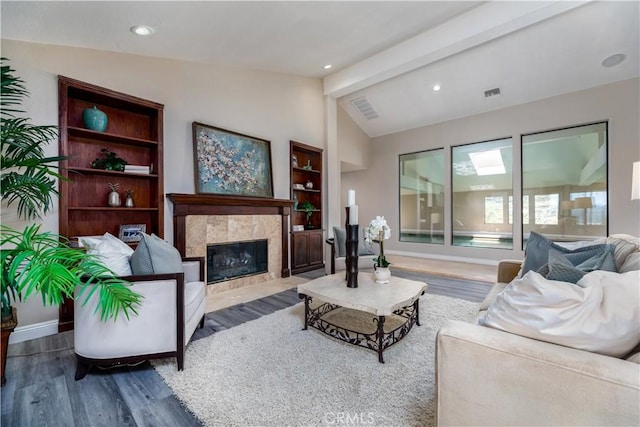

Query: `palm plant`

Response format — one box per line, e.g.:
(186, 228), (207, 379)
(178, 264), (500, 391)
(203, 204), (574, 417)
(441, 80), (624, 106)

(1, 58), (141, 322)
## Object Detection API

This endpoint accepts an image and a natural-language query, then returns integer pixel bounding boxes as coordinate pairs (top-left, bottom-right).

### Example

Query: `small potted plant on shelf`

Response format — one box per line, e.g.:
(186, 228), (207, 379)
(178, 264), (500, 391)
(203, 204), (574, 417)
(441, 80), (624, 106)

(298, 200), (316, 229)
(91, 148), (127, 171)
(0, 58), (141, 386)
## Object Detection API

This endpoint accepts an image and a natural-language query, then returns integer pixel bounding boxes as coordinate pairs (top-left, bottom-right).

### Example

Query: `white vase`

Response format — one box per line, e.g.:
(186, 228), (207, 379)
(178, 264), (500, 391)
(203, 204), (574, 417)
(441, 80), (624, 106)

(374, 267), (391, 284)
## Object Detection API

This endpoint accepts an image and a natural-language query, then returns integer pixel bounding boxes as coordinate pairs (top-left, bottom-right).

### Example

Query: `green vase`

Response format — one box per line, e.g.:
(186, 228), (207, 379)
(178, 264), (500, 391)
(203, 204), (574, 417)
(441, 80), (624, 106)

(82, 106), (108, 132)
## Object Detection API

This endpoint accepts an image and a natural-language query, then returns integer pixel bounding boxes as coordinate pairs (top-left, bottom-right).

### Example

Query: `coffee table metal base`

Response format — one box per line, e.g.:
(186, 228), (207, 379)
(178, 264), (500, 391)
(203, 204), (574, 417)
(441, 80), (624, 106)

(298, 294), (422, 363)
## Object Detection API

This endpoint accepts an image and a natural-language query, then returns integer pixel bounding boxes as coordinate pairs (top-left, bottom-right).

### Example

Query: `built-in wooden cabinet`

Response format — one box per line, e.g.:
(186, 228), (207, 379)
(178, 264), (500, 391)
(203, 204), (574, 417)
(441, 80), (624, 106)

(290, 141), (324, 274)
(57, 76), (164, 331)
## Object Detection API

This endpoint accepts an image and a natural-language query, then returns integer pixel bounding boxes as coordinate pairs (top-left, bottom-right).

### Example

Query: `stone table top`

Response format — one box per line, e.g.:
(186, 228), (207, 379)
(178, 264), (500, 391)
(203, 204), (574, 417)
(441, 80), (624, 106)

(297, 272), (428, 316)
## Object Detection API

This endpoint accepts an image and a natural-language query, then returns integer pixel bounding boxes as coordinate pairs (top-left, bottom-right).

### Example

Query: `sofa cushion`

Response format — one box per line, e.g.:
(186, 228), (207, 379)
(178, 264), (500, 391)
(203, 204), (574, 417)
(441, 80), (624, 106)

(521, 231), (610, 276)
(130, 233), (183, 275)
(80, 232), (133, 277)
(478, 269), (640, 358)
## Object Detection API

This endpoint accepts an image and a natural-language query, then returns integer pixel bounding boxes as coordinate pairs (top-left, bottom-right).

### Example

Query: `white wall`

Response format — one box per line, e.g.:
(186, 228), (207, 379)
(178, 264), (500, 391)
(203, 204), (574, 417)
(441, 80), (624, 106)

(341, 78), (640, 264)
(1, 39), (325, 331)
(337, 105), (371, 172)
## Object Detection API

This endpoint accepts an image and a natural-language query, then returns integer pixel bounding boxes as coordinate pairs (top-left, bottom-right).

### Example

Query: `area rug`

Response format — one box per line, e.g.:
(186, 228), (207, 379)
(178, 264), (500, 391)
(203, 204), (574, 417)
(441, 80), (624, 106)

(154, 294), (479, 426)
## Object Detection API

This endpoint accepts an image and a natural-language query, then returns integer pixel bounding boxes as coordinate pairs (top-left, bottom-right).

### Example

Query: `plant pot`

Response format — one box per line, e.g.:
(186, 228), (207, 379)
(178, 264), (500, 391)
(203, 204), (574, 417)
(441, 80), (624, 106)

(1, 307), (18, 387)
(374, 267), (391, 284)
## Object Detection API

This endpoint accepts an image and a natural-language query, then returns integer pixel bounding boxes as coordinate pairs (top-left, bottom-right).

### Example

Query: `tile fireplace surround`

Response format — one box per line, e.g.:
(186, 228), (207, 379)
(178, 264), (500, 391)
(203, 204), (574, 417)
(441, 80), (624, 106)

(166, 194), (294, 292)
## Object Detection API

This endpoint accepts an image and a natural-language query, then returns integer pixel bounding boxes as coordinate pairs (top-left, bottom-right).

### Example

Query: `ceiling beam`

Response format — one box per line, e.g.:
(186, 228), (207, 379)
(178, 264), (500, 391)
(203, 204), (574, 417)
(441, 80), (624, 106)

(323, 1), (590, 98)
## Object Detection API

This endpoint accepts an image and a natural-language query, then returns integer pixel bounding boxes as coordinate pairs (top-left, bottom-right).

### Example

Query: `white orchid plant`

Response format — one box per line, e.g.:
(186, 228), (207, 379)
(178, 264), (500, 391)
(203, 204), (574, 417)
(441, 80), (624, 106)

(365, 216), (391, 269)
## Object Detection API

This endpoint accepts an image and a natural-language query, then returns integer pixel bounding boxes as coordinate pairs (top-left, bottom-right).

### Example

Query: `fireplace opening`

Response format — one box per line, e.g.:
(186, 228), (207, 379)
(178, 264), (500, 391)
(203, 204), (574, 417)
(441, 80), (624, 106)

(206, 239), (268, 284)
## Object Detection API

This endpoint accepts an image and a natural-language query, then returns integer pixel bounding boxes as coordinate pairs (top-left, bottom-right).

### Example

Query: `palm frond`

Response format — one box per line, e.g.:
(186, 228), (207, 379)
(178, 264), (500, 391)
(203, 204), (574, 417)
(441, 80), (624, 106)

(1, 59), (29, 117)
(1, 224), (143, 320)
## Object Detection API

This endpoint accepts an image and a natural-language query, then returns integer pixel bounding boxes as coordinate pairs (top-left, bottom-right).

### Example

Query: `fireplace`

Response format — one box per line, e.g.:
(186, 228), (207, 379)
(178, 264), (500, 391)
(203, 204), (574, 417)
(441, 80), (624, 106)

(167, 193), (294, 291)
(207, 239), (268, 284)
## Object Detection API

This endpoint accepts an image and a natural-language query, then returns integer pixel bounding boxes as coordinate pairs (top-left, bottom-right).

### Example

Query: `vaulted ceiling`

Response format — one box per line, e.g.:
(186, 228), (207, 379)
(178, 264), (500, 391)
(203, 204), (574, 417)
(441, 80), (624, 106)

(2, 1), (638, 138)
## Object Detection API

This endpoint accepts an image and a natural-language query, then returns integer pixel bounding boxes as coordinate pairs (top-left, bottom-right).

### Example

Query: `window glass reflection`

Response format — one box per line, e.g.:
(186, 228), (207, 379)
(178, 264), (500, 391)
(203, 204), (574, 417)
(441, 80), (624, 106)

(399, 149), (445, 244)
(522, 122), (608, 247)
(452, 138), (513, 249)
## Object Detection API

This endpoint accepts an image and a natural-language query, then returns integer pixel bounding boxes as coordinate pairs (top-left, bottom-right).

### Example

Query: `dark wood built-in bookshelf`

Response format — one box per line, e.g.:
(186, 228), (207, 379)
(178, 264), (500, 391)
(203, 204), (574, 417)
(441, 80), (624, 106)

(57, 76), (164, 331)
(290, 141), (324, 274)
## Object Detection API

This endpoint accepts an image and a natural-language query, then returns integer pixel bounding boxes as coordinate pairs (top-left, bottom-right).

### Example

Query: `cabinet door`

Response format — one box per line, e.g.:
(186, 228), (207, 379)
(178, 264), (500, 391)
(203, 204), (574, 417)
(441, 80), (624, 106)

(308, 231), (324, 266)
(292, 232), (310, 270)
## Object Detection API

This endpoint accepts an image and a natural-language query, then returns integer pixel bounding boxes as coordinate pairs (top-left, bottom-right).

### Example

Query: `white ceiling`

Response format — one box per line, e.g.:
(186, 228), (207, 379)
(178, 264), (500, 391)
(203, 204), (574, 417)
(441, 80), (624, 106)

(1, 1), (639, 138)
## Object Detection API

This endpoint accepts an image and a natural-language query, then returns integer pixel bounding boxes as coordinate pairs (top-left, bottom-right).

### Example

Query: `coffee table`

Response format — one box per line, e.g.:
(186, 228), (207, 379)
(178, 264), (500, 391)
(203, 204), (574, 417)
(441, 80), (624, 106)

(297, 272), (427, 363)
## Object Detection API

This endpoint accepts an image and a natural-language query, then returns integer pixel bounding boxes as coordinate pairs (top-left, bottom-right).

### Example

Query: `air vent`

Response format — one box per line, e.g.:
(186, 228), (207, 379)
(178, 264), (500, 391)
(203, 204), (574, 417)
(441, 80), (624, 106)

(350, 96), (379, 120)
(484, 87), (501, 98)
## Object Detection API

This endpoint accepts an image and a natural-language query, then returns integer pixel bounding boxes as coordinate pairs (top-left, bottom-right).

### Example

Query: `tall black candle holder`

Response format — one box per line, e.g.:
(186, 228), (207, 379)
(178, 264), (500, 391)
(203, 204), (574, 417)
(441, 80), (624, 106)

(345, 207), (359, 288)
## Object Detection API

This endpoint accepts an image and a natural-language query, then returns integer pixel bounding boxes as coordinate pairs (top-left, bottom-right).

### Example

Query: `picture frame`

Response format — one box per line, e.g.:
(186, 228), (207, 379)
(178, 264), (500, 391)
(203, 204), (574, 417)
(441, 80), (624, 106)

(192, 122), (274, 198)
(119, 223), (146, 243)
(292, 154), (298, 168)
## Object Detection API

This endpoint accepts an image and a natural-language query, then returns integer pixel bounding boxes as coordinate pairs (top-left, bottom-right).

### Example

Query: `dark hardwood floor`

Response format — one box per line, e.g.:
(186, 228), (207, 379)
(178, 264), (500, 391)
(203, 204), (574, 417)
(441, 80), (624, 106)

(1, 268), (490, 426)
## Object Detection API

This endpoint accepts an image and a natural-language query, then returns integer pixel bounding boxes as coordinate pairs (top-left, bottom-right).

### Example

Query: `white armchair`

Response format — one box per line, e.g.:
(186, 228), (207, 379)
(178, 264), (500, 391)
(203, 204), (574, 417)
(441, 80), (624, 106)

(325, 226), (378, 274)
(74, 257), (206, 380)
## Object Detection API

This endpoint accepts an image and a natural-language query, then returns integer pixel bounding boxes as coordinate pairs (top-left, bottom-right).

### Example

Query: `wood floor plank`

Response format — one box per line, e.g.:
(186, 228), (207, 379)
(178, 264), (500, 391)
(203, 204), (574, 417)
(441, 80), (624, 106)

(11, 375), (75, 427)
(130, 395), (202, 427)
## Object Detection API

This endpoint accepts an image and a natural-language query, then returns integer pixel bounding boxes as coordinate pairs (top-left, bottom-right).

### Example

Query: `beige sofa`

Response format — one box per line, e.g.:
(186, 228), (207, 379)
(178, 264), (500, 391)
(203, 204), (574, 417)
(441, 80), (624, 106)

(436, 254), (640, 426)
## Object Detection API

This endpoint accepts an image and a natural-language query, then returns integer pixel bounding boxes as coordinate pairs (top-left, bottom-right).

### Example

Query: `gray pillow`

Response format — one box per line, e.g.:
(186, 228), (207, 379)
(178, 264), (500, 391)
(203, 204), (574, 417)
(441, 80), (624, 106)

(129, 233), (184, 275)
(332, 227), (346, 257)
(358, 227), (376, 255)
(332, 226), (376, 257)
(522, 231), (610, 276)
(542, 245), (616, 284)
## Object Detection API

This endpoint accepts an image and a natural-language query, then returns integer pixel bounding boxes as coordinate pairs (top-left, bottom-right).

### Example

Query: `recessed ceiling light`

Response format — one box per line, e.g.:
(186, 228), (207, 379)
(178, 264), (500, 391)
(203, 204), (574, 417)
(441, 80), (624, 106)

(601, 53), (626, 68)
(323, 64), (332, 70)
(130, 25), (154, 36)
(433, 84), (441, 92)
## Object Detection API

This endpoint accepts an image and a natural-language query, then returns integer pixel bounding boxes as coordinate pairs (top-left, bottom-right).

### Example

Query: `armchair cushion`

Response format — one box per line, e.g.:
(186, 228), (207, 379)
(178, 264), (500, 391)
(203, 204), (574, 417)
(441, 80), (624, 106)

(130, 233), (183, 275)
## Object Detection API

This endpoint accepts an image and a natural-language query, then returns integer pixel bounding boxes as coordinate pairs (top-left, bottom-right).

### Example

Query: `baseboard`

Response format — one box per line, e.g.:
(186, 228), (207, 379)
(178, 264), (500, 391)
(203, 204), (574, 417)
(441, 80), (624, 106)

(8, 319), (59, 344)
(386, 249), (499, 266)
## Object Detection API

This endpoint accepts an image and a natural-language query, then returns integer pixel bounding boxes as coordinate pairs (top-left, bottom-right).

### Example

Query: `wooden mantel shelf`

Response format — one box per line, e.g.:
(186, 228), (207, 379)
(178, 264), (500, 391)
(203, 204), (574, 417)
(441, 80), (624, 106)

(167, 193), (294, 210)
(166, 193), (294, 277)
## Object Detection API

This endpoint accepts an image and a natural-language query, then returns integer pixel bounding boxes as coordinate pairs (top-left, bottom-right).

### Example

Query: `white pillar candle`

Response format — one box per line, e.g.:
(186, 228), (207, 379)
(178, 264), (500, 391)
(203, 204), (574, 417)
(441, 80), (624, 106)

(348, 205), (358, 225)
(347, 189), (355, 206)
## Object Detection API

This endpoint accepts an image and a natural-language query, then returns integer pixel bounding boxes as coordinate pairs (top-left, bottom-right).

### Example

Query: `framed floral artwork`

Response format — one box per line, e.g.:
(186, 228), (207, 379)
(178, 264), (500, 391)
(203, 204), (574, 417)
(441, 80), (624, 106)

(192, 122), (274, 198)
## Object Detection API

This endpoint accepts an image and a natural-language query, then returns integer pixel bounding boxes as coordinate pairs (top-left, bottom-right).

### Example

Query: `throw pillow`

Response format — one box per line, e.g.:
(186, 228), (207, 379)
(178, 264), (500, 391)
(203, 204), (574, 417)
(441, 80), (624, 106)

(332, 227), (346, 257)
(545, 250), (587, 284)
(358, 227), (376, 256)
(543, 245), (616, 284)
(332, 227), (376, 256)
(129, 233), (183, 275)
(478, 270), (640, 358)
(521, 231), (610, 276)
(79, 232), (133, 277)
(605, 234), (639, 271)
(620, 252), (640, 273)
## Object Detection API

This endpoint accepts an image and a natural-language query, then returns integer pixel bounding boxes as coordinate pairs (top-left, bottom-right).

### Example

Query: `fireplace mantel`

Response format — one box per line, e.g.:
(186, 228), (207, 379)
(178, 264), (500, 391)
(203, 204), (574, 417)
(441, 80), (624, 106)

(166, 193), (294, 277)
